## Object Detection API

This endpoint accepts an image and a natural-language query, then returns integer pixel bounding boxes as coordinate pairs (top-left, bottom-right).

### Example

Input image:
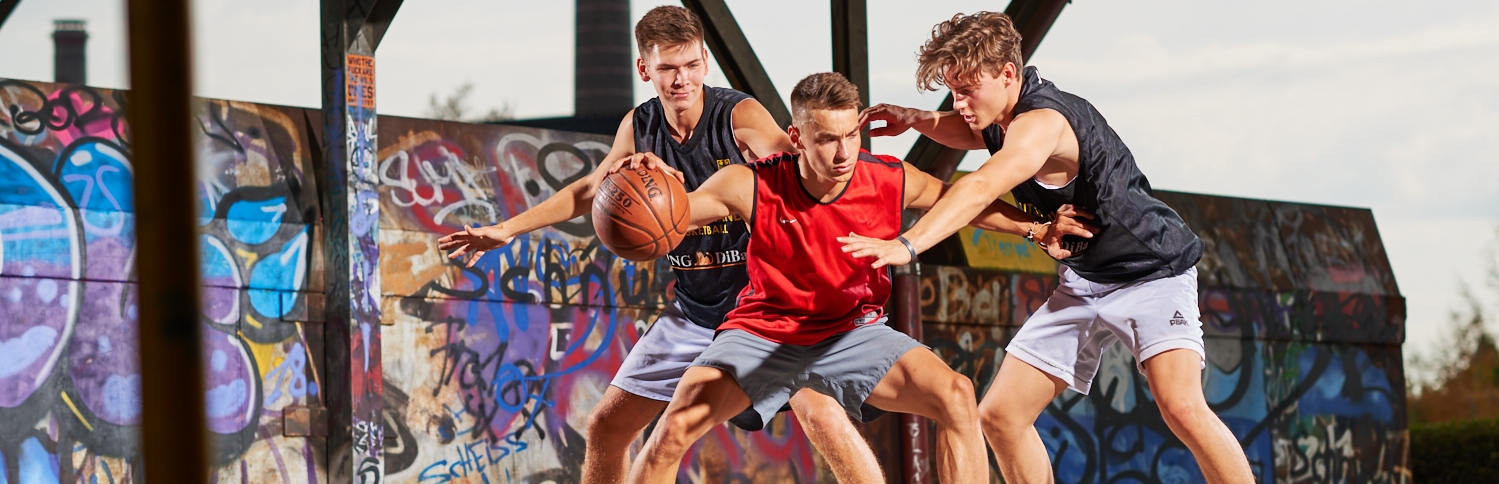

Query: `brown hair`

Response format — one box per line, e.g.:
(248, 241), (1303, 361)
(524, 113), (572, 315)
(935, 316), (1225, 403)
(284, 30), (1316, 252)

(915, 12), (1023, 91)
(790, 72), (862, 121)
(634, 6), (705, 56)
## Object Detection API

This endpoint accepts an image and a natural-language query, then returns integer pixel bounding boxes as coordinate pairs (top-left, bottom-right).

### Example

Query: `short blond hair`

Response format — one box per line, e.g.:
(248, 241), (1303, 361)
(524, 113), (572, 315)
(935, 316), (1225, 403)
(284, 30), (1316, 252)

(789, 72), (862, 122)
(915, 12), (1023, 91)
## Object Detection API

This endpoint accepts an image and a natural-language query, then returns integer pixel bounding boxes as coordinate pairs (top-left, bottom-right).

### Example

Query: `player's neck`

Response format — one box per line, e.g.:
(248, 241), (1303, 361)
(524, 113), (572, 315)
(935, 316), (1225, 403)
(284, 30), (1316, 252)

(796, 156), (848, 203)
(995, 79), (1025, 130)
(662, 89), (707, 144)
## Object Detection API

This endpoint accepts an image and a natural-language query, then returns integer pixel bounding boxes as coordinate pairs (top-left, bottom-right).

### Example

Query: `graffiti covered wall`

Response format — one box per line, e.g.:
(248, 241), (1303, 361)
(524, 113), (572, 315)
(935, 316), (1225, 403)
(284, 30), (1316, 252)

(0, 80), (326, 483)
(0, 79), (828, 484)
(1, 78), (1407, 483)
(921, 192), (1408, 484)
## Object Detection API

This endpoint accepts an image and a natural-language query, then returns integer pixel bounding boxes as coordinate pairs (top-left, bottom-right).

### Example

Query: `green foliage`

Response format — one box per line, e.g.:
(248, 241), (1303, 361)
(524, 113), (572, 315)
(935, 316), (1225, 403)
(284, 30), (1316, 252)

(1409, 417), (1499, 483)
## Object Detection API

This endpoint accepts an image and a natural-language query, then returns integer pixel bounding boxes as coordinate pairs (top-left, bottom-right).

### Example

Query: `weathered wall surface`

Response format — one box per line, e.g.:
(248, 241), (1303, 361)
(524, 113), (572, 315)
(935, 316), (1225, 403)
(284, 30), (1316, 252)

(922, 192), (1408, 484)
(0, 80), (326, 483)
(0, 79), (824, 484)
(373, 115), (824, 483)
(1, 79), (1407, 483)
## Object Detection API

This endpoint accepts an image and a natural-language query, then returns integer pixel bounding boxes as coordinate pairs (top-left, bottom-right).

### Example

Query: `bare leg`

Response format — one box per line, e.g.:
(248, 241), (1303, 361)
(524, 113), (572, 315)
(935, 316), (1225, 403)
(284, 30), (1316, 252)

(976, 354), (1068, 483)
(864, 348), (986, 483)
(1142, 349), (1253, 484)
(582, 386), (668, 484)
(788, 389), (884, 483)
(627, 366), (751, 484)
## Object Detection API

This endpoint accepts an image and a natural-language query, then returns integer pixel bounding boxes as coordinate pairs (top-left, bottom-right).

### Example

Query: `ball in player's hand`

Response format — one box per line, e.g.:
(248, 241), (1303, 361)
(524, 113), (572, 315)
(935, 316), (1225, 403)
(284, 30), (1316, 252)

(591, 165), (690, 261)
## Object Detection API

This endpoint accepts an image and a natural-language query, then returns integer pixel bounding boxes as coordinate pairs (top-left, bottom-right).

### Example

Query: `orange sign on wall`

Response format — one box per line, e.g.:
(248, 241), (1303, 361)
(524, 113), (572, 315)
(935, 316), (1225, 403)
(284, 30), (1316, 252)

(346, 54), (375, 108)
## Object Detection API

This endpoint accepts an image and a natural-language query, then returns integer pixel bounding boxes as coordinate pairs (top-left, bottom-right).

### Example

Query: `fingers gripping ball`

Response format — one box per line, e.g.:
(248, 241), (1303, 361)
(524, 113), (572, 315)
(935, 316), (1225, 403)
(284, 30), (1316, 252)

(591, 165), (691, 261)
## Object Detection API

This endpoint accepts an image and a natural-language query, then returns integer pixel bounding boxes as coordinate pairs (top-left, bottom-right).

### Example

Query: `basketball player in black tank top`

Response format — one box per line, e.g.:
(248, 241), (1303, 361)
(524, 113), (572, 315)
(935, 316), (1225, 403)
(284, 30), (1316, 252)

(437, 6), (881, 484)
(842, 12), (1254, 484)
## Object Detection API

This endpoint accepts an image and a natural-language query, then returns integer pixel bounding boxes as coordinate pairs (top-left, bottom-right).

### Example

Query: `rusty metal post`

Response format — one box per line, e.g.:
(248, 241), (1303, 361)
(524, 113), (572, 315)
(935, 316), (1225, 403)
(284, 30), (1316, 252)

(321, 0), (401, 481)
(126, 0), (207, 481)
(891, 259), (929, 484)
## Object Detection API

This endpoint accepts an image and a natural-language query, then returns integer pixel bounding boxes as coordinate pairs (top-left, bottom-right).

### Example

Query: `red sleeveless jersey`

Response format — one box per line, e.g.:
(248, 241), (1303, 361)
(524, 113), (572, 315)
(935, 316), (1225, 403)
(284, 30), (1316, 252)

(718, 150), (906, 345)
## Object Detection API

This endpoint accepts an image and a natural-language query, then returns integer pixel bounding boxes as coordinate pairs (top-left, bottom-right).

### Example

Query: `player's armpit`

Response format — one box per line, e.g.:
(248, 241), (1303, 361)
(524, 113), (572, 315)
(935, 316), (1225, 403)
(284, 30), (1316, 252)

(732, 99), (793, 160)
(901, 161), (950, 211)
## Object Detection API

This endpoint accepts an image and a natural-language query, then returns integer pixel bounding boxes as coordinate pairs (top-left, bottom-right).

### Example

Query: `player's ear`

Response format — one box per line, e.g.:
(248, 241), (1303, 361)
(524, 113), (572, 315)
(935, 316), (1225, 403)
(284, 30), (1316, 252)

(787, 124), (803, 151)
(637, 57), (650, 82)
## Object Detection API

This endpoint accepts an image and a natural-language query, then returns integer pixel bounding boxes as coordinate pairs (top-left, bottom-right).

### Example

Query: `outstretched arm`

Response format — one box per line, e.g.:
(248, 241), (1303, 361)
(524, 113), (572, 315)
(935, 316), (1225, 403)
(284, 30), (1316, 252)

(839, 110), (1069, 268)
(684, 163), (754, 230)
(439, 111), (640, 266)
(861, 103), (986, 151)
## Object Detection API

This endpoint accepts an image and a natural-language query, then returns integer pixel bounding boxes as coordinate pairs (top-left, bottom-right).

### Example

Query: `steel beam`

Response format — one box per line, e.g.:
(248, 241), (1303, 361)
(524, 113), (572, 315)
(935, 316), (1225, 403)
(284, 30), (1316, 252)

(904, 0), (1070, 180)
(0, 0), (19, 31)
(831, 0), (869, 148)
(321, 0), (398, 481)
(126, 0), (208, 482)
(682, 0), (792, 129)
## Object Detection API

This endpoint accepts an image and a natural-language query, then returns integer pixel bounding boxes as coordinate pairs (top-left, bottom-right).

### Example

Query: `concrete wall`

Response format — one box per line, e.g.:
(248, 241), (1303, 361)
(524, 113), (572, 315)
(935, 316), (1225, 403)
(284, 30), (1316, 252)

(0, 79), (1408, 483)
(915, 192), (1409, 483)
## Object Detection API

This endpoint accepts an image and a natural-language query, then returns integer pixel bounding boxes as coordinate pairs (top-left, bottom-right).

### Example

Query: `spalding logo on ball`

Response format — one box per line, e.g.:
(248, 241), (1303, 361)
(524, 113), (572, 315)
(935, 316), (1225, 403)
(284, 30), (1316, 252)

(592, 165), (690, 261)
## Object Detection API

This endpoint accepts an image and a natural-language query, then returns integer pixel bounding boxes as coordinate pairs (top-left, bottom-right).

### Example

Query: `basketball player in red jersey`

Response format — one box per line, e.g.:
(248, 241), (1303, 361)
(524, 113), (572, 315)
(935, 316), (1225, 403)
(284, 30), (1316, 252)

(437, 7), (882, 483)
(843, 12), (1254, 484)
(624, 72), (1050, 483)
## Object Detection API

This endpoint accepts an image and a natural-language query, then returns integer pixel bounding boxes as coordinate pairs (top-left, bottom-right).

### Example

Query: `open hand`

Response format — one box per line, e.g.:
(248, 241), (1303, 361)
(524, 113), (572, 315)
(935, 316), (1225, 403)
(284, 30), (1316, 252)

(437, 224), (512, 267)
(608, 152), (685, 185)
(1038, 204), (1099, 260)
(860, 103), (931, 138)
(838, 233), (912, 269)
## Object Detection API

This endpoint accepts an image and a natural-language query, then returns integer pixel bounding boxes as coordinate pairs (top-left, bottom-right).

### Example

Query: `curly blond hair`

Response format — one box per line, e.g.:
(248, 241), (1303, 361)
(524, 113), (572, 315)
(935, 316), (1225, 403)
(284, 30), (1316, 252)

(915, 12), (1023, 91)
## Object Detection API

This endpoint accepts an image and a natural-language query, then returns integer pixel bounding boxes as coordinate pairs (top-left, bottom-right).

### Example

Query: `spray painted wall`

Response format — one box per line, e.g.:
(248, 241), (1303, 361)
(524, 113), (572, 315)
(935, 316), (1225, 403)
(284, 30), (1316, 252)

(0, 79), (826, 484)
(0, 79), (1407, 483)
(921, 192), (1408, 484)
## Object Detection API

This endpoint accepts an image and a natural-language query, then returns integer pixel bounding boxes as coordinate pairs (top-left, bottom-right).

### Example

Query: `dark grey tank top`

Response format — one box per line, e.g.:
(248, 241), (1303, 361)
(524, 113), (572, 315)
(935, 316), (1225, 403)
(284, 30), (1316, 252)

(633, 86), (753, 328)
(982, 67), (1201, 283)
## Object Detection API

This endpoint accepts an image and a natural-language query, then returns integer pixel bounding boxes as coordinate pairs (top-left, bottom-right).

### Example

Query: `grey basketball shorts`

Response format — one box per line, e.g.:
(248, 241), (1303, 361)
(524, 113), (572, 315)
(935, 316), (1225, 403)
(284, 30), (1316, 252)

(691, 319), (923, 431)
(610, 301), (715, 402)
(1007, 266), (1206, 395)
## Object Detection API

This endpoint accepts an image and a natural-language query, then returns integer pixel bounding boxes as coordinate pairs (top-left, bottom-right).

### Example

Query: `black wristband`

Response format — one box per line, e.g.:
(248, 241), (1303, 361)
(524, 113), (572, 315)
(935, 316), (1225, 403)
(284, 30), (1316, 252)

(895, 235), (918, 263)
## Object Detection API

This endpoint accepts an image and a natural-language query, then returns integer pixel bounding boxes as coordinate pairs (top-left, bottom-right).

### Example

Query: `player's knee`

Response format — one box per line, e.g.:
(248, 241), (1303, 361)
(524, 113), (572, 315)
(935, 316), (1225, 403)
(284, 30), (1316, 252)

(650, 411), (707, 456)
(585, 406), (639, 448)
(931, 372), (977, 423)
(978, 397), (1027, 438)
(1156, 393), (1209, 430)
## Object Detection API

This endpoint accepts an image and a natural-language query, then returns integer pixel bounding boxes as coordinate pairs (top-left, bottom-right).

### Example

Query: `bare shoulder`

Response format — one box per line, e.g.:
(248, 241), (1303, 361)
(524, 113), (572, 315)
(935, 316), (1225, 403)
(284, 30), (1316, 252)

(1008, 108), (1068, 136)
(731, 98), (778, 129)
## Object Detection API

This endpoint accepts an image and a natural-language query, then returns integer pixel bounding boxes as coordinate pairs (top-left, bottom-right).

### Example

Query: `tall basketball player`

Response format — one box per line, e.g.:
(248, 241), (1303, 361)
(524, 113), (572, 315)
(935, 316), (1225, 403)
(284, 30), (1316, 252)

(438, 6), (883, 483)
(842, 12), (1255, 484)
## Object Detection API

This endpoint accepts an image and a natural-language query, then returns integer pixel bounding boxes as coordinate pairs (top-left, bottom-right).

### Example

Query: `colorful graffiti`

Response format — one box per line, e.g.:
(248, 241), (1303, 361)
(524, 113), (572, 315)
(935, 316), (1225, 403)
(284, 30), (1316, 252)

(374, 116), (824, 483)
(0, 80), (325, 482)
(1, 78), (1408, 483)
(919, 191), (1410, 484)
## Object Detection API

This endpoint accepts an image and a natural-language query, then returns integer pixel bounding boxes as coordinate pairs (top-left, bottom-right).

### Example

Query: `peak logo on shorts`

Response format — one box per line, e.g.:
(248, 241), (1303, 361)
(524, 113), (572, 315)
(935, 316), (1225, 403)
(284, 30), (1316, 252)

(1169, 311), (1188, 326)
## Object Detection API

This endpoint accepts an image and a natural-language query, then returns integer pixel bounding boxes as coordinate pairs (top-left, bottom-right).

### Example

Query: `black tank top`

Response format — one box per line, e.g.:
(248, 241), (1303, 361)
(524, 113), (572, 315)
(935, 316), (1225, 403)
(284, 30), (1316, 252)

(981, 67), (1202, 283)
(633, 86), (753, 328)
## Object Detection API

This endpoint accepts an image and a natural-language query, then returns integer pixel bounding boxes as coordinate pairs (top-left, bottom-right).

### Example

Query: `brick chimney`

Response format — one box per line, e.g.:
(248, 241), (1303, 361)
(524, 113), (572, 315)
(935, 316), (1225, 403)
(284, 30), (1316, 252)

(53, 19), (88, 84)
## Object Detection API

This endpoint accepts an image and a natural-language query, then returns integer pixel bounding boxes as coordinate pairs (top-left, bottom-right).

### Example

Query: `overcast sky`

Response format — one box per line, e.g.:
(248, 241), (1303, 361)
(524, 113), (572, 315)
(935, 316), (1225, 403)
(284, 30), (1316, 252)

(2, 0), (1497, 365)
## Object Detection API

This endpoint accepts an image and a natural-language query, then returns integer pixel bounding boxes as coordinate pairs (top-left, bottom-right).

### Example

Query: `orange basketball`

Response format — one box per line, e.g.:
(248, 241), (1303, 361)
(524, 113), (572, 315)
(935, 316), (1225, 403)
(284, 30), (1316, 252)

(591, 165), (691, 261)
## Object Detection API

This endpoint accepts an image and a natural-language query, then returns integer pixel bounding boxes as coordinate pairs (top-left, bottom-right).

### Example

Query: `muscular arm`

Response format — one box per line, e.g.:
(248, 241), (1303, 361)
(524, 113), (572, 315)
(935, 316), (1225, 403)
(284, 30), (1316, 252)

(903, 162), (1052, 235)
(902, 110), (1067, 251)
(732, 98), (794, 160)
(863, 103), (986, 151)
(438, 111), (638, 265)
(685, 164), (754, 230)
(502, 111), (638, 234)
